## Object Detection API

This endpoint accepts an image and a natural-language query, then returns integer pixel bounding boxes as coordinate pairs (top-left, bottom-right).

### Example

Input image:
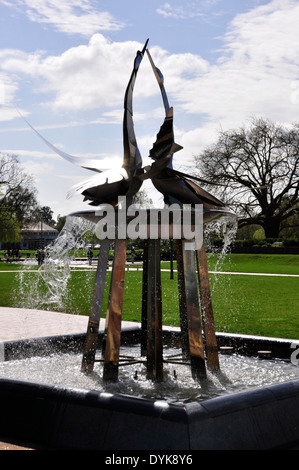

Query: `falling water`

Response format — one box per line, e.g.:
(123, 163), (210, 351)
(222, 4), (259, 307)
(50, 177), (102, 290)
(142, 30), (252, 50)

(14, 215), (96, 311)
(203, 214), (239, 332)
(204, 214), (238, 273)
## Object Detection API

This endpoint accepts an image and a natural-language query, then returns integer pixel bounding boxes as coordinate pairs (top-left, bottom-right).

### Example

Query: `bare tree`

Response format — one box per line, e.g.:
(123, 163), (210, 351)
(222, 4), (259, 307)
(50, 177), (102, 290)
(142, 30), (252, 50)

(0, 153), (38, 240)
(194, 118), (299, 238)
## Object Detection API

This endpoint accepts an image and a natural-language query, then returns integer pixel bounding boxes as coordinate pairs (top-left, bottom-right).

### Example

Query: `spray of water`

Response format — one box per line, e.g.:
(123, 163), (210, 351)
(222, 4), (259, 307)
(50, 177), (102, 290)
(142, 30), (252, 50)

(202, 215), (239, 332)
(204, 215), (238, 273)
(14, 216), (96, 311)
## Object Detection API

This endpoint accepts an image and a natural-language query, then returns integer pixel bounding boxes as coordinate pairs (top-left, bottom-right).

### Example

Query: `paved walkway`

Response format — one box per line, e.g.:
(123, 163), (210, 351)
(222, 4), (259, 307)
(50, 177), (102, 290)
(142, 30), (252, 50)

(0, 306), (140, 342)
(0, 306), (89, 342)
(1, 260), (299, 277)
(208, 270), (299, 277)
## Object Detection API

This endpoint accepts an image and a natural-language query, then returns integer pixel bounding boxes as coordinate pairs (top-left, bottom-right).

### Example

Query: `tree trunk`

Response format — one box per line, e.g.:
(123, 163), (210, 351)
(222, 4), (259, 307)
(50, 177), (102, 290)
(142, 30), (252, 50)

(263, 217), (281, 238)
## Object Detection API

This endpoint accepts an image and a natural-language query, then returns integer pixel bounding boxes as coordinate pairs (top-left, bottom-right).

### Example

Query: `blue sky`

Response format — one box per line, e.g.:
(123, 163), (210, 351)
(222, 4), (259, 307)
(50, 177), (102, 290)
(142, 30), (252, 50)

(1, 0), (299, 219)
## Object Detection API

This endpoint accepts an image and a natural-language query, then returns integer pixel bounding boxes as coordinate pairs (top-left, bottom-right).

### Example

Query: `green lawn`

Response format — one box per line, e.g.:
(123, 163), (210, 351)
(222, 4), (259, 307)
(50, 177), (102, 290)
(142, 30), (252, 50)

(0, 269), (18, 307)
(207, 253), (299, 275)
(209, 273), (299, 339)
(0, 254), (298, 340)
(162, 253), (299, 275)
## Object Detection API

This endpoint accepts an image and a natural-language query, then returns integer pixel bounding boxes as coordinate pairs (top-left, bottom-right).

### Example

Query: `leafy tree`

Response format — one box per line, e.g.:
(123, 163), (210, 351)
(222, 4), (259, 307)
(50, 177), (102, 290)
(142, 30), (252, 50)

(55, 215), (66, 233)
(31, 205), (56, 226)
(194, 118), (299, 238)
(41, 206), (55, 225)
(0, 208), (21, 243)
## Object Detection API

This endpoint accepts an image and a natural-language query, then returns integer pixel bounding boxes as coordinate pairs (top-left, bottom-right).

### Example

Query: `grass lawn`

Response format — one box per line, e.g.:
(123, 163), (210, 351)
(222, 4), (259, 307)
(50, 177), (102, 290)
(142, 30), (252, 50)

(209, 273), (299, 339)
(0, 253), (298, 340)
(162, 253), (299, 275)
(207, 253), (299, 275)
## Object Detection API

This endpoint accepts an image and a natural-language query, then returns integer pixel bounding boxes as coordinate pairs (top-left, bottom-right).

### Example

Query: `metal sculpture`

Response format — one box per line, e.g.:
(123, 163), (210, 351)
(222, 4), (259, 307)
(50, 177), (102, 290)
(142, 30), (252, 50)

(141, 49), (232, 224)
(24, 39), (235, 382)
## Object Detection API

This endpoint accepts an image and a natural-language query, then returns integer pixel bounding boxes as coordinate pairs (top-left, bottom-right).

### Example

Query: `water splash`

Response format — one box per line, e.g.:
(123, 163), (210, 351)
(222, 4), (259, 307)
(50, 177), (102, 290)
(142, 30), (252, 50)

(205, 214), (238, 273)
(203, 215), (239, 332)
(14, 215), (96, 311)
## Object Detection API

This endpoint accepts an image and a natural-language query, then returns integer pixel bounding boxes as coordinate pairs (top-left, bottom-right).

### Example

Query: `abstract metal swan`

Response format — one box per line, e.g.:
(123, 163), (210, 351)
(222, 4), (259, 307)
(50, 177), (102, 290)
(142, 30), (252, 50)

(67, 39), (149, 207)
(138, 48), (233, 222)
(21, 38), (233, 222)
(19, 39), (150, 208)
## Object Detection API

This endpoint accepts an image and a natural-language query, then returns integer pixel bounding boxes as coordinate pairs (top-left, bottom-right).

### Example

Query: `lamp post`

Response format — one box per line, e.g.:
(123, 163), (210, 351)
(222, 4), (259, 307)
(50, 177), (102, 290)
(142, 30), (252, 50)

(40, 210), (43, 248)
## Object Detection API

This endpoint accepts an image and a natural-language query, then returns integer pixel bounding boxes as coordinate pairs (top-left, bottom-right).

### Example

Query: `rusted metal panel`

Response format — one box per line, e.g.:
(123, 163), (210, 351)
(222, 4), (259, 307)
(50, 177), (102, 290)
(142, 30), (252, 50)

(146, 239), (163, 382)
(175, 239), (189, 359)
(81, 238), (110, 372)
(101, 247), (116, 357)
(182, 241), (206, 380)
(103, 238), (127, 381)
(196, 244), (220, 371)
(141, 239), (148, 356)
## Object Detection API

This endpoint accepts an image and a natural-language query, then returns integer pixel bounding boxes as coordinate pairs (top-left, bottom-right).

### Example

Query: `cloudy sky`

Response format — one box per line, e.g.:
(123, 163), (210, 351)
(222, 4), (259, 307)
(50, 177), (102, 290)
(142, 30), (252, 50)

(1, 0), (299, 219)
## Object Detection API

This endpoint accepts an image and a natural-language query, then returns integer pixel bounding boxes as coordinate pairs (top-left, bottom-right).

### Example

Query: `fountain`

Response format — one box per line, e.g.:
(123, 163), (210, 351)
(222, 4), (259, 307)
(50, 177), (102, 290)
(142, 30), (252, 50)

(1, 40), (299, 450)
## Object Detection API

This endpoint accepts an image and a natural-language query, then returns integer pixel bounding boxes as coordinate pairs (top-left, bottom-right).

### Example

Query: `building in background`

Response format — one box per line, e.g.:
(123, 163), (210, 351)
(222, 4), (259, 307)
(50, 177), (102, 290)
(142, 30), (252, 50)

(20, 222), (58, 250)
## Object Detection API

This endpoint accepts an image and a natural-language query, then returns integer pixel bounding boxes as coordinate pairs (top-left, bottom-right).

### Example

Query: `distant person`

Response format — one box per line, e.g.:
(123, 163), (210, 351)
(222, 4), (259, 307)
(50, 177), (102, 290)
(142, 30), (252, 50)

(36, 250), (45, 266)
(87, 248), (93, 265)
(131, 246), (135, 264)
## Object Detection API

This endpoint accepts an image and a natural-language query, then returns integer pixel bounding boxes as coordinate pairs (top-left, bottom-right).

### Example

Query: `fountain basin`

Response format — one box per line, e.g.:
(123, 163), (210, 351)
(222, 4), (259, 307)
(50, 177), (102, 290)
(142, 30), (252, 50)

(1, 327), (299, 450)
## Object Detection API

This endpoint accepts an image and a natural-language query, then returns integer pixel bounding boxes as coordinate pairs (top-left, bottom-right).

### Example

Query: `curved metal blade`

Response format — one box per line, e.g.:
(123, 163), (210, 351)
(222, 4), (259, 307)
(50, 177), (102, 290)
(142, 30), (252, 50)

(16, 108), (105, 173)
(122, 38), (149, 172)
(149, 107), (182, 161)
(146, 48), (177, 168)
(146, 48), (170, 115)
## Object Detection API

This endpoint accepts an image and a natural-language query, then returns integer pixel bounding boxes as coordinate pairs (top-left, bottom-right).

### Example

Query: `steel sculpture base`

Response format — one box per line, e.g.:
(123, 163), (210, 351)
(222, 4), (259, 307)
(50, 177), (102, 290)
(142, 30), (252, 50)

(81, 213), (220, 382)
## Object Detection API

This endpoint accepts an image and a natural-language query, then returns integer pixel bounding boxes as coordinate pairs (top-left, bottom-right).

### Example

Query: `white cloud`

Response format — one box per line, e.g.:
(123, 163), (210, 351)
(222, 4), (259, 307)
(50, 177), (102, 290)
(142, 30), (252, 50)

(156, 2), (204, 19)
(20, 159), (54, 179)
(0, 36), (136, 110)
(0, 36), (208, 113)
(0, 70), (19, 113)
(156, 0), (223, 19)
(173, 0), (299, 128)
(0, 107), (20, 122)
(1, 149), (57, 159)
(153, 0), (299, 165)
(0, 0), (124, 37)
(14, 0), (297, 129)
(1, 0), (299, 161)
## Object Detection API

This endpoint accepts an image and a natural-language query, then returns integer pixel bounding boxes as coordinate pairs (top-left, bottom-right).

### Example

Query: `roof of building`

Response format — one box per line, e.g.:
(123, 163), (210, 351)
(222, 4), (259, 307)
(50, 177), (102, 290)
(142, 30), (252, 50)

(22, 223), (58, 233)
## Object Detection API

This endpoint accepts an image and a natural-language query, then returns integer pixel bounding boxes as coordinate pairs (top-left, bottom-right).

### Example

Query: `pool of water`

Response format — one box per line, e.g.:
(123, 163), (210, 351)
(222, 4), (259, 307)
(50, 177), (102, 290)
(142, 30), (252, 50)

(1, 346), (299, 404)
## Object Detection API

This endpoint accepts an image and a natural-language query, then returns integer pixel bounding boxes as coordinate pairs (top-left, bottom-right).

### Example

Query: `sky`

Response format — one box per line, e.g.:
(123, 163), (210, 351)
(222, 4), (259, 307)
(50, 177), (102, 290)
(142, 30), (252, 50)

(1, 0), (299, 220)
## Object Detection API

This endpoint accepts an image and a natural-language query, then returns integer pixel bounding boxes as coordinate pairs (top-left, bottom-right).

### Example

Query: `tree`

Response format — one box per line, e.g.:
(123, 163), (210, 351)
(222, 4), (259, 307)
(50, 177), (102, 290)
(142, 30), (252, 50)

(0, 207), (21, 243)
(31, 206), (56, 226)
(41, 206), (55, 226)
(0, 153), (38, 241)
(55, 215), (66, 233)
(194, 118), (299, 238)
